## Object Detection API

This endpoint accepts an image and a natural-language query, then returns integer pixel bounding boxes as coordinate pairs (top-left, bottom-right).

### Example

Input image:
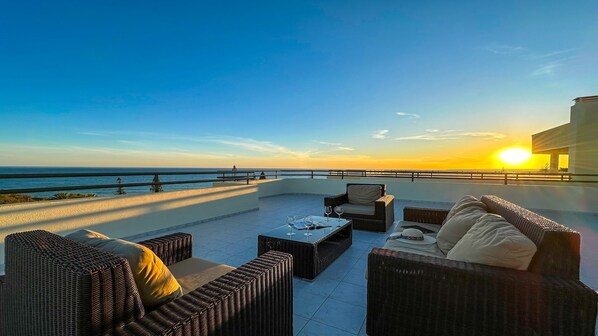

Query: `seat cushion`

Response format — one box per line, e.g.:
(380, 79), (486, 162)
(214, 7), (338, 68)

(382, 222), (445, 258)
(347, 184), (382, 205)
(443, 195), (487, 224)
(168, 257), (235, 294)
(436, 205), (487, 254)
(66, 229), (183, 309)
(340, 203), (375, 216)
(447, 214), (537, 270)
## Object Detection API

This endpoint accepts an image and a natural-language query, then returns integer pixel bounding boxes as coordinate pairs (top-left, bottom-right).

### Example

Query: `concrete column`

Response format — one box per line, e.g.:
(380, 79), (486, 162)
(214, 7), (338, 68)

(550, 154), (559, 172)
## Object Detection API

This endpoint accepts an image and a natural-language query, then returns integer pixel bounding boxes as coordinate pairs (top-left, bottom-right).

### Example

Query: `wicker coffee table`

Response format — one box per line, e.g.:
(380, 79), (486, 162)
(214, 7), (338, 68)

(258, 216), (352, 280)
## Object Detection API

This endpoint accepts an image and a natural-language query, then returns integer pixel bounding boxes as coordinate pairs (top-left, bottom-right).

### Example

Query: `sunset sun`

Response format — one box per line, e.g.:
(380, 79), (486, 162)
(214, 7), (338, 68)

(498, 148), (531, 165)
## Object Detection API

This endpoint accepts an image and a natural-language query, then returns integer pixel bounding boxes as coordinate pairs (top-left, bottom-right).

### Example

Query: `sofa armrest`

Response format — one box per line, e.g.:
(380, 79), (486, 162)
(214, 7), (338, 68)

(324, 193), (348, 207)
(367, 248), (598, 336)
(403, 207), (448, 225)
(0, 274), (4, 336)
(4, 230), (144, 335)
(138, 232), (193, 266)
(120, 251), (293, 336)
(375, 195), (395, 226)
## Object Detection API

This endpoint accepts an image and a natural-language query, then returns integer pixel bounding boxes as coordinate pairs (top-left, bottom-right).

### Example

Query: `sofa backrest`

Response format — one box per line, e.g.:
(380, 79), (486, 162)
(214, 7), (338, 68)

(2, 230), (145, 335)
(481, 195), (580, 279)
(346, 184), (385, 205)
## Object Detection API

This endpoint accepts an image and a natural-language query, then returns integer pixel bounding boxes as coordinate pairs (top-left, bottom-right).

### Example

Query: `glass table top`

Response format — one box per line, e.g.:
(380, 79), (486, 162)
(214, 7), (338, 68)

(260, 216), (351, 244)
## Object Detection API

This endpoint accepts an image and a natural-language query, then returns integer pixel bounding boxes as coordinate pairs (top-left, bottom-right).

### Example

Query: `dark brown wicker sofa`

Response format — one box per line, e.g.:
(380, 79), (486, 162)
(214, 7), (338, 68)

(0, 230), (293, 336)
(367, 195), (598, 336)
(324, 183), (395, 232)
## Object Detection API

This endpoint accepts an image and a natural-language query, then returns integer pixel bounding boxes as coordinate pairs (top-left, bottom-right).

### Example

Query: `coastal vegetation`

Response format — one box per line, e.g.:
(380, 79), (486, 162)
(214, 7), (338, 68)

(0, 193), (96, 204)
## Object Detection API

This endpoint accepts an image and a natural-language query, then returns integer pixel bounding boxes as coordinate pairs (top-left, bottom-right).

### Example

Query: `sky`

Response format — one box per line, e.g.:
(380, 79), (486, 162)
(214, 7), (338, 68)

(0, 1), (597, 170)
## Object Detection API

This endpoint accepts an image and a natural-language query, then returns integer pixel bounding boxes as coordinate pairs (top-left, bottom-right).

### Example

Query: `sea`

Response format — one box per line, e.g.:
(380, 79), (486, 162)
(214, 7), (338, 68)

(0, 167), (259, 197)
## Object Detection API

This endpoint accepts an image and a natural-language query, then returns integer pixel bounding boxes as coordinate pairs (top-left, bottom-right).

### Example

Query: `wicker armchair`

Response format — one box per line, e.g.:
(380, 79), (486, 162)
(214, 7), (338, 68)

(367, 195), (598, 336)
(0, 230), (293, 336)
(324, 183), (394, 232)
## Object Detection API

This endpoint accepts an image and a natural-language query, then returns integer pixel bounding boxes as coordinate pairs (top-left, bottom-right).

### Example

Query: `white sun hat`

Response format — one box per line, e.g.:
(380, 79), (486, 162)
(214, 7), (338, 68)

(390, 228), (436, 244)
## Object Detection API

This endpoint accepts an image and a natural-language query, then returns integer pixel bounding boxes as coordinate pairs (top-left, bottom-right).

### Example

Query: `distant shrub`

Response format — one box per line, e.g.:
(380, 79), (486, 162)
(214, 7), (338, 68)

(0, 194), (33, 204)
(52, 193), (96, 199)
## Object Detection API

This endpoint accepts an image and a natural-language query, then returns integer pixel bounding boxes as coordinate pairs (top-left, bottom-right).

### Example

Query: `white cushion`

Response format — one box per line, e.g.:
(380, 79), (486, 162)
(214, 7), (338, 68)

(347, 185), (382, 205)
(436, 205), (487, 254)
(443, 195), (487, 224)
(447, 214), (537, 270)
(340, 203), (375, 215)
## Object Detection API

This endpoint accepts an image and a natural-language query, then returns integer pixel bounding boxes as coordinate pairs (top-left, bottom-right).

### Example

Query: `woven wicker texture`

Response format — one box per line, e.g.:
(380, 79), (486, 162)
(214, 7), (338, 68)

(367, 195), (597, 336)
(258, 224), (352, 279)
(120, 250), (293, 336)
(481, 195), (581, 279)
(0, 231), (293, 336)
(2, 230), (145, 335)
(367, 248), (597, 336)
(324, 183), (394, 232)
(139, 232), (193, 266)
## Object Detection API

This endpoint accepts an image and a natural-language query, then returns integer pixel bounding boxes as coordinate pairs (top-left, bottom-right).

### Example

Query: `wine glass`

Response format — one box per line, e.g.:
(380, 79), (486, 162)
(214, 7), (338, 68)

(303, 216), (313, 237)
(334, 206), (344, 223)
(286, 216), (296, 236)
(324, 206), (332, 222)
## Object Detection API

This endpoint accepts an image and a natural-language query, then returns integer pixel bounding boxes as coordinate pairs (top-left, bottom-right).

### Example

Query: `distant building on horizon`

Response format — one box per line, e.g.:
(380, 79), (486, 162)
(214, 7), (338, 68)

(532, 95), (598, 174)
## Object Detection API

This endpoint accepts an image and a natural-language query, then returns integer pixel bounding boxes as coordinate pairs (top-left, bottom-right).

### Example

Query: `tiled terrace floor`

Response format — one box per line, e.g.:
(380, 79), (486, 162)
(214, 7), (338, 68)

(139, 194), (598, 336)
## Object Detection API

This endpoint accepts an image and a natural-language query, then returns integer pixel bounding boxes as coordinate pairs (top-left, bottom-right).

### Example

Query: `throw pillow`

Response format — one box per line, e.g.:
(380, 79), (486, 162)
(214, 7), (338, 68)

(67, 229), (183, 309)
(443, 195), (487, 224)
(447, 214), (537, 270)
(347, 184), (382, 205)
(436, 205), (487, 254)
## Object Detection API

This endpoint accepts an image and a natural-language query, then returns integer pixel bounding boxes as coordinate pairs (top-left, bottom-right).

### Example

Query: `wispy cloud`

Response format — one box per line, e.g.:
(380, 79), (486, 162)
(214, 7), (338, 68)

(528, 48), (575, 59)
(372, 130), (389, 139)
(396, 112), (420, 118)
(394, 129), (505, 141)
(316, 141), (342, 146)
(336, 146), (354, 151)
(485, 44), (524, 55)
(531, 62), (561, 76)
(206, 136), (312, 159)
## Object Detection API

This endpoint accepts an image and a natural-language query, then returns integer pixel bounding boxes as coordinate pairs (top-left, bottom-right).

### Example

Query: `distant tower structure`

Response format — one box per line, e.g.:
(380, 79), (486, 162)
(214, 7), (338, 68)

(532, 95), (598, 174)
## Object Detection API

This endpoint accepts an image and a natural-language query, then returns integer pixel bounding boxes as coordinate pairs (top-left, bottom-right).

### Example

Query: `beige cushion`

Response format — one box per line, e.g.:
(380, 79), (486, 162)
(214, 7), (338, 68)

(443, 195), (487, 224)
(436, 205), (487, 254)
(168, 257), (235, 294)
(340, 203), (375, 216)
(66, 229), (183, 309)
(347, 185), (382, 205)
(447, 214), (537, 270)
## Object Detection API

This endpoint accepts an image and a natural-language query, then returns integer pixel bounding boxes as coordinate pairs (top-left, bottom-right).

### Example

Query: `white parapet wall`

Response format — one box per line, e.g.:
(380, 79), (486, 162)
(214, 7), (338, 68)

(251, 178), (598, 213)
(2, 178), (596, 268)
(0, 184), (258, 264)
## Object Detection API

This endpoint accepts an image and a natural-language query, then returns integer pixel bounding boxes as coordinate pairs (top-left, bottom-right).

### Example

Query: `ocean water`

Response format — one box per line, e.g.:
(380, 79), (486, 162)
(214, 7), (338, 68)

(0, 167), (233, 197)
(0, 167), (317, 197)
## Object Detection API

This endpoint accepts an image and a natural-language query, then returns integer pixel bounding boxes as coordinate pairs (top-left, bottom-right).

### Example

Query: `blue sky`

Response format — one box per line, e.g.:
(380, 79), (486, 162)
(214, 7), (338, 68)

(0, 1), (596, 169)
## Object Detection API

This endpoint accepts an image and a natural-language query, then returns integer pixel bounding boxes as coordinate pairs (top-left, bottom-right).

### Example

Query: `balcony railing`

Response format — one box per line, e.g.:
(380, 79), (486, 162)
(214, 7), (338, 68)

(0, 169), (596, 196)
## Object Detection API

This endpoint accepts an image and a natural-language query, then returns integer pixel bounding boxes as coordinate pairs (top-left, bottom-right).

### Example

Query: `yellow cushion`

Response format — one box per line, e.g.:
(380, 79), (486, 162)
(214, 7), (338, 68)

(168, 257), (235, 294)
(66, 229), (183, 309)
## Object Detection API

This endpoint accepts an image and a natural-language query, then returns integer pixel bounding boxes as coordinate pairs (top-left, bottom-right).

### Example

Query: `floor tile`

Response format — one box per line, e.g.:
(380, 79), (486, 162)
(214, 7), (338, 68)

(294, 315), (309, 335)
(312, 298), (366, 334)
(330, 281), (367, 307)
(298, 320), (355, 336)
(294, 292), (328, 319)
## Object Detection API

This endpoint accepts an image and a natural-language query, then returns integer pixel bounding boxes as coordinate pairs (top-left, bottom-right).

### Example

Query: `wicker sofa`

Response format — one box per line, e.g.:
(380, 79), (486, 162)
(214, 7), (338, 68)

(0, 230), (293, 336)
(324, 183), (395, 232)
(367, 195), (598, 336)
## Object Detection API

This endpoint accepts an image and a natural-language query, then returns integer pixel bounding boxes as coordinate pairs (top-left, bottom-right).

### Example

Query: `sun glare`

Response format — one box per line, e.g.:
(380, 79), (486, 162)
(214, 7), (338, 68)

(498, 148), (531, 165)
